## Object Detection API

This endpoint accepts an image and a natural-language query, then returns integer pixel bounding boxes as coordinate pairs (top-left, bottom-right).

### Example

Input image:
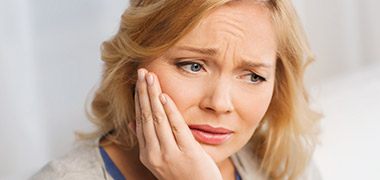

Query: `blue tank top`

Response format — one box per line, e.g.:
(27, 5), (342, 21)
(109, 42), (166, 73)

(99, 146), (242, 180)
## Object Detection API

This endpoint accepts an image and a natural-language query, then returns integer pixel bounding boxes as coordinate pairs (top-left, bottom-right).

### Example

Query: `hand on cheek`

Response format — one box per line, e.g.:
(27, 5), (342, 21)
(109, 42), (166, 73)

(134, 68), (223, 180)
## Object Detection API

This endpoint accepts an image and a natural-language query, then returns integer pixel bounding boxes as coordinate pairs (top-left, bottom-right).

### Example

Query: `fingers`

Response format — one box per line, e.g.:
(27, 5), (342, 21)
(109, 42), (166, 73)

(136, 69), (159, 150)
(160, 93), (197, 151)
(135, 68), (195, 153)
(145, 73), (178, 151)
(134, 91), (144, 150)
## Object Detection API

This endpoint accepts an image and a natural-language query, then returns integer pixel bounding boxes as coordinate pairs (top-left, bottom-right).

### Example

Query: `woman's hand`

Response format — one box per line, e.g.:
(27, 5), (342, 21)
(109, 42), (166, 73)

(133, 68), (223, 180)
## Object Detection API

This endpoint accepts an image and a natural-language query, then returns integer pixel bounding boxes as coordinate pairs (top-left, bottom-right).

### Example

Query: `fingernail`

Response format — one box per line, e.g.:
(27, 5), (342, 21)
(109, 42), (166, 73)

(138, 69), (145, 81)
(146, 73), (154, 86)
(159, 94), (167, 104)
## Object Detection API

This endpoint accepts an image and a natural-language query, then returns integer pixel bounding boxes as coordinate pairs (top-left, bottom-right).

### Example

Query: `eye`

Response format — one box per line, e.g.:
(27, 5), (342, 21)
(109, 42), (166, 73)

(241, 72), (266, 84)
(175, 61), (204, 73)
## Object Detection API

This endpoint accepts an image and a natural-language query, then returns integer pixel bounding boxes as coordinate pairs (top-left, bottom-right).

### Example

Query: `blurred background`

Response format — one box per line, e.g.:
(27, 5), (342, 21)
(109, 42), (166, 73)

(0, 0), (379, 179)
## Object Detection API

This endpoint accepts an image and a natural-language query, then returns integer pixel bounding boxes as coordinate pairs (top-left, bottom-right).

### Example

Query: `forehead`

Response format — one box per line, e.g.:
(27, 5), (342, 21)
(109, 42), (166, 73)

(172, 1), (277, 61)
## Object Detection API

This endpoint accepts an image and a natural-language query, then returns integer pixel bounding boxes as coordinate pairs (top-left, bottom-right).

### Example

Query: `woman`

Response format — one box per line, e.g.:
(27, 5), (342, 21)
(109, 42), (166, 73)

(33, 0), (321, 179)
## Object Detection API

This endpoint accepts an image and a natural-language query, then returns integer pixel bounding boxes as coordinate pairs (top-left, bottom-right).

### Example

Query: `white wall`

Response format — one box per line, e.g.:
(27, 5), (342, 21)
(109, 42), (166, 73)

(295, 0), (380, 82)
(314, 64), (380, 180)
(294, 0), (380, 179)
(0, 0), (379, 179)
(0, 0), (128, 179)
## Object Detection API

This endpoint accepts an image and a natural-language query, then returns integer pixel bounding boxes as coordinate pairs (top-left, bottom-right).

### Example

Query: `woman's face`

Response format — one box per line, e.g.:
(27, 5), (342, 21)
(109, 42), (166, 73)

(144, 1), (277, 163)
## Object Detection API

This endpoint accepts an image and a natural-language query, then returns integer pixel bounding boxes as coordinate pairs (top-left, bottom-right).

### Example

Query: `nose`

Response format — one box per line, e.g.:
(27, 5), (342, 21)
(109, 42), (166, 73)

(200, 79), (234, 114)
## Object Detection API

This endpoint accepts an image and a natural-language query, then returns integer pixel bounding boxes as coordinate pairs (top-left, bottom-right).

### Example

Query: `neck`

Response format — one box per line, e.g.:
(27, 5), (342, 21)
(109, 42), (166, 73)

(101, 138), (156, 179)
(217, 157), (236, 180)
(101, 138), (236, 180)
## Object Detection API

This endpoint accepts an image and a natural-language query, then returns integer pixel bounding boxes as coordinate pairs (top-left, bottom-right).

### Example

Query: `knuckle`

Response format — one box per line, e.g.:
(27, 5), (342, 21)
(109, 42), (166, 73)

(147, 154), (161, 167)
(140, 153), (161, 168)
(135, 115), (142, 125)
(171, 125), (180, 134)
(141, 112), (152, 123)
(152, 113), (164, 124)
(135, 118), (141, 125)
(162, 153), (174, 163)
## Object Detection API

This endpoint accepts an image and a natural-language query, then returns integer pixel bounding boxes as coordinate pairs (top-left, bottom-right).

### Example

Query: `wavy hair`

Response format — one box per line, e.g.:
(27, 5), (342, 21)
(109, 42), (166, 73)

(83, 0), (320, 179)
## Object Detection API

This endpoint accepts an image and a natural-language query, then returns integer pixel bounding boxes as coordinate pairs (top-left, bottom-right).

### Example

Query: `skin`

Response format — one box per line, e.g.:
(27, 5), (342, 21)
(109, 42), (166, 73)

(102, 1), (277, 179)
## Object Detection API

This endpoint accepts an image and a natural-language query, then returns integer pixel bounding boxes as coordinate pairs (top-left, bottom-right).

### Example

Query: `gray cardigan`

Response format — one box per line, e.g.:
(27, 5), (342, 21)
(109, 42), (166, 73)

(31, 139), (321, 180)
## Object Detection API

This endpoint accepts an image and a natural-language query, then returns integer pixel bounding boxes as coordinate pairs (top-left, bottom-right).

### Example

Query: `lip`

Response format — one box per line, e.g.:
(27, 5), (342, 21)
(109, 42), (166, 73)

(188, 124), (234, 134)
(188, 124), (233, 145)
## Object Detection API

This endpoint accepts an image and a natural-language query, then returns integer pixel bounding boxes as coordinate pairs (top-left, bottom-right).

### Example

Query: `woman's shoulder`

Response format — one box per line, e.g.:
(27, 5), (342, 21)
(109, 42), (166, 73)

(231, 145), (266, 180)
(31, 139), (109, 180)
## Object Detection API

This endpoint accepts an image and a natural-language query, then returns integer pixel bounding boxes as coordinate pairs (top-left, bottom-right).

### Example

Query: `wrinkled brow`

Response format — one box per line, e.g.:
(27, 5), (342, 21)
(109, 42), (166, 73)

(174, 46), (217, 56)
(174, 45), (274, 69)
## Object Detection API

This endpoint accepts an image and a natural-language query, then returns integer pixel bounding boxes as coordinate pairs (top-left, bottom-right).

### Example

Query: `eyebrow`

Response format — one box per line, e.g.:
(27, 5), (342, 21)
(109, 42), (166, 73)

(174, 45), (273, 69)
(237, 59), (273, 69)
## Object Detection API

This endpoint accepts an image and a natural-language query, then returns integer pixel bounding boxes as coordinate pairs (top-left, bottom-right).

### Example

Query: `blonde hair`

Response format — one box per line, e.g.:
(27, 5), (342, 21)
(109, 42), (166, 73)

(84, 0), (320, 179)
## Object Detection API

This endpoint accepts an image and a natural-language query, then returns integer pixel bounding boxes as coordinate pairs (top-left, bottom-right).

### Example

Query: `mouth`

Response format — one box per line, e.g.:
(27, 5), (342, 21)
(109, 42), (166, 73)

(188, 124), (233, 145)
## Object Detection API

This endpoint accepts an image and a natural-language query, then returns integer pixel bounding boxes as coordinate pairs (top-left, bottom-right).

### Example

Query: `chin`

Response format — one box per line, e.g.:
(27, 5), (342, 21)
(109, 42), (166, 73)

(200, 143), (235, 163)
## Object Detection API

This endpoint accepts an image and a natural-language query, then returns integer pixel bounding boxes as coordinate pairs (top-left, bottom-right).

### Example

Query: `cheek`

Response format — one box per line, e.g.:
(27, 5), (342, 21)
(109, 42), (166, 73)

(236, 87), (274, 131)
(156, 72), (204, 113)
